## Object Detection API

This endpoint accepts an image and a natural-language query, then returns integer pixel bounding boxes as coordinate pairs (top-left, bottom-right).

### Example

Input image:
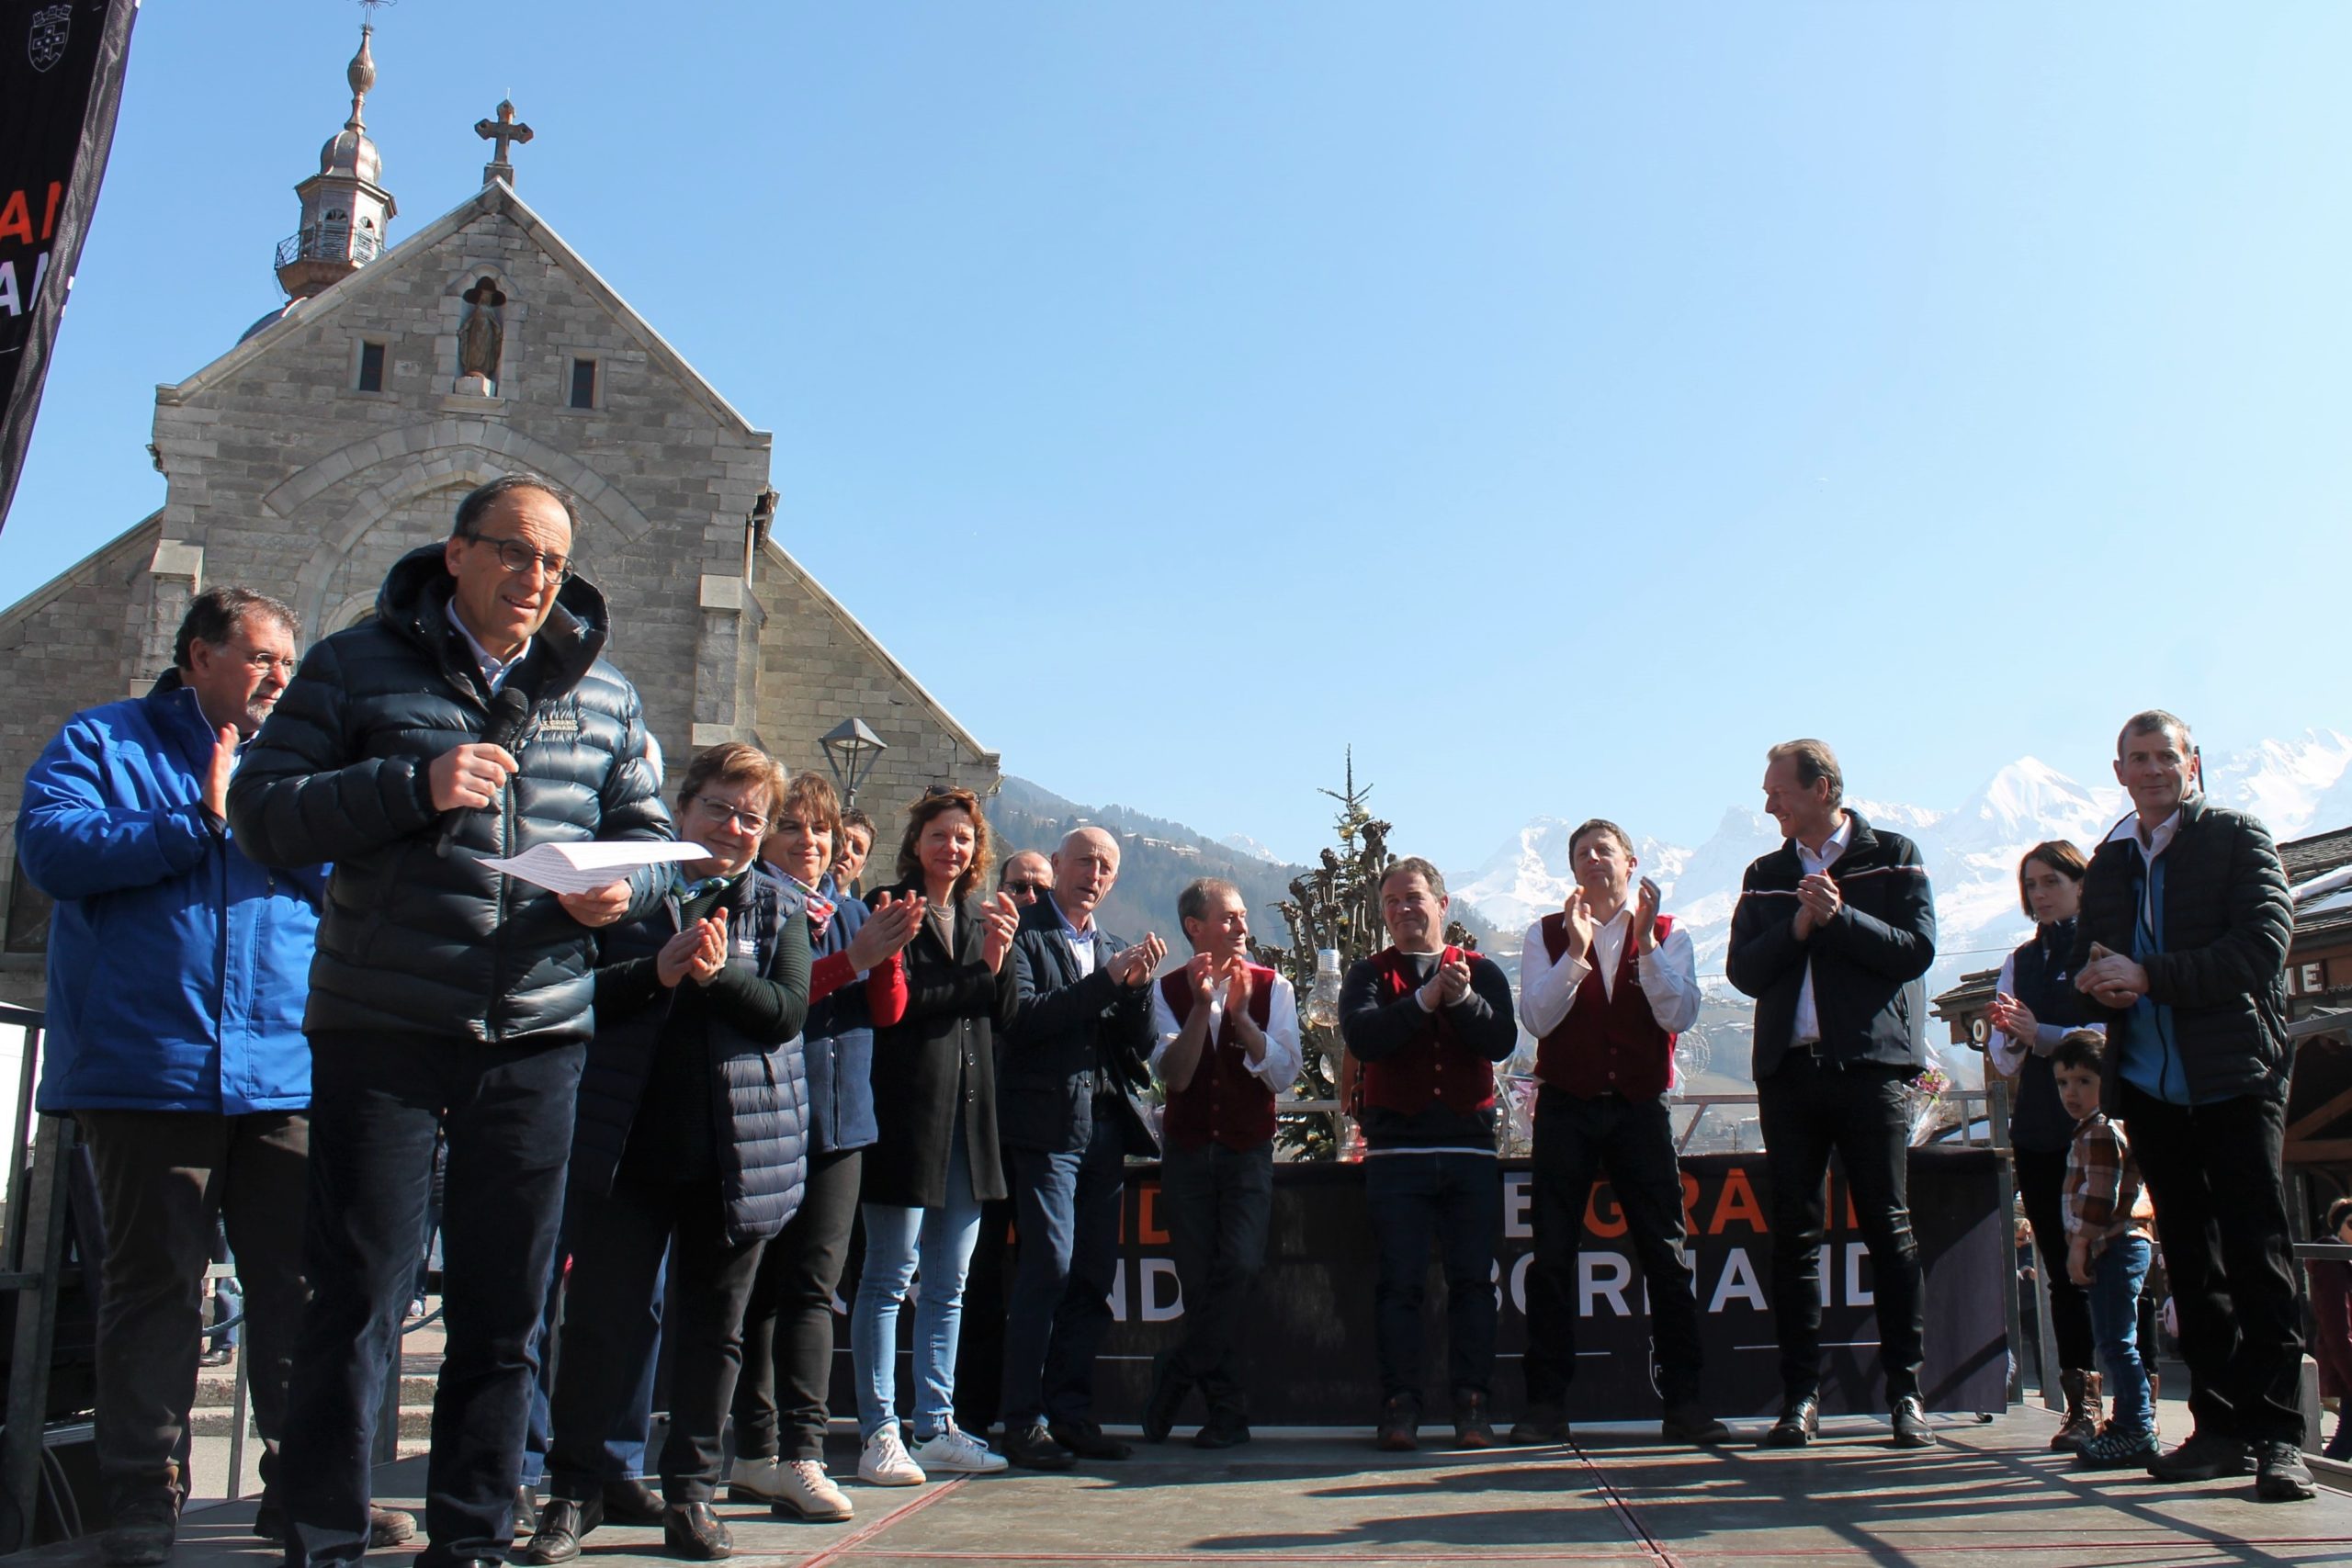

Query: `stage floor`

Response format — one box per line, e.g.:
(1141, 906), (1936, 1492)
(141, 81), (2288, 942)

(29, 1408), (2352, 1568)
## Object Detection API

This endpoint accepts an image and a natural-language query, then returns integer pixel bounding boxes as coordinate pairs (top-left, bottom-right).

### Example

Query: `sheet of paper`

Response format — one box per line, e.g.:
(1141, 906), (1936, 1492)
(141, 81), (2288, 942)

(481, 840), (709, 896)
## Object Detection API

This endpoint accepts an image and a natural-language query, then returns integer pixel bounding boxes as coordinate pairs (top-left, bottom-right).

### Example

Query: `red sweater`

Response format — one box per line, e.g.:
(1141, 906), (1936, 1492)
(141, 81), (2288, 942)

(1157, 964), (1279, 1152)
(1532, 913), (1676, 1100)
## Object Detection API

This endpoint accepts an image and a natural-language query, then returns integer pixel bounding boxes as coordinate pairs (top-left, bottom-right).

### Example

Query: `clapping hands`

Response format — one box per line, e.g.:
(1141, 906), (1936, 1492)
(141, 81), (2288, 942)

(979, 892), (1022, 973)
(1112, 933), (1168, 987)
(845, 890), (923, 971)
(657, 908), (729, 988)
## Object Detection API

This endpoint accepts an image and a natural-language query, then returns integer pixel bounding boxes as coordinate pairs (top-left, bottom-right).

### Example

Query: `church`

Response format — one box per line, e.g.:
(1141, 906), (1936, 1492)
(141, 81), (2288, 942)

(0, 26), (999, 1001)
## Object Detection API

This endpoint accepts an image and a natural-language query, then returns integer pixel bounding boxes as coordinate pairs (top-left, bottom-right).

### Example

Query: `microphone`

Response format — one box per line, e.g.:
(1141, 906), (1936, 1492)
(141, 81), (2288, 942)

(435, 686), (533, 858)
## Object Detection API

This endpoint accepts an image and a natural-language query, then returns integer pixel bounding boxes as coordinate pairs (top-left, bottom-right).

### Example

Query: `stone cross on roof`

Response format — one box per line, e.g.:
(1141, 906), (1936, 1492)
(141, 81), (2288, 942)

(475, 99), (534, 188)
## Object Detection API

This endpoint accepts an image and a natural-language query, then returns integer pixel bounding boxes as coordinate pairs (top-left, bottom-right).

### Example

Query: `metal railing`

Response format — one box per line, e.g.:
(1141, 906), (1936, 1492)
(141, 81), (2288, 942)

(273, 225), (384, 271)
(0, 1003), (67, 1554)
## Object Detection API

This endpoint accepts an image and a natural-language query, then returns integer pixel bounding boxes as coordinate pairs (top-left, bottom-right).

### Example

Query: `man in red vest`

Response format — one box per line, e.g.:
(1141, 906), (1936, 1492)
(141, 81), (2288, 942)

(1340, 857), (1519, 1451)
(1143, 879), (1301, 1449)
(1510, 819), (1729, 1448)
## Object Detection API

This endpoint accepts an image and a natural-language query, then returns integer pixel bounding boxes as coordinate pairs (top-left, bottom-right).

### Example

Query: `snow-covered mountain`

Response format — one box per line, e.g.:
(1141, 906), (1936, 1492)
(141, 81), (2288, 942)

(1218, 832), (1282, 863)
(1452, 730), (2352, 1006)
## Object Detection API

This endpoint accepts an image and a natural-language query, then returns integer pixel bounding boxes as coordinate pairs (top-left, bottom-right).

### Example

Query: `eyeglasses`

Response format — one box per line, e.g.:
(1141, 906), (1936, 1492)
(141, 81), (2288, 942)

(1002, 879), (1047, 898)
(688, 795), (769, 835)
(243, 652), (300, 677)
(462, 530), (573, 583)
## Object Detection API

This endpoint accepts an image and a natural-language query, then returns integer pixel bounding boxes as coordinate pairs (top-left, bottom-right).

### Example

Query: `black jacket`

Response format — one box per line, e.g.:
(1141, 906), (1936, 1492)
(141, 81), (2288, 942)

(1001, 898), (1160, 1158)
(574, 868), (813, 1244)
(2070, 796), (2292, 1111)
(226, 545), (670, 1045)
(861, 883), (1017, 1208)
(1727, 812), (1938, 1077)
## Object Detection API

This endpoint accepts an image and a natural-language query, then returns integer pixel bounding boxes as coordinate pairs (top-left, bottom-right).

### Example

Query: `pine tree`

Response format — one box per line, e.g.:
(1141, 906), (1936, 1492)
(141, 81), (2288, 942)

(1255, 750), (1478, 1159)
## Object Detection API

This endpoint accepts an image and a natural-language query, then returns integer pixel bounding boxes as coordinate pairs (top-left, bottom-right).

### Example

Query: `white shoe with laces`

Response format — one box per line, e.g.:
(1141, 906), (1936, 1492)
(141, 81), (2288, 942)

(858, 1426), (926, 1486)
(772, 1459), (854, 1521)
(725, 1455), (783, 1502)
(910, 1420), (1010, 1474)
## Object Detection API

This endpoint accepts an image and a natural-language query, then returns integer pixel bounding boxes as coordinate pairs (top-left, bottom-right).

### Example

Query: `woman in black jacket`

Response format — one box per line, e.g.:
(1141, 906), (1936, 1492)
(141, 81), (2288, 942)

(849, 786), (1022, 1486)
(1985, 840), (2101, 1448)
(519, 744), (810, 1564)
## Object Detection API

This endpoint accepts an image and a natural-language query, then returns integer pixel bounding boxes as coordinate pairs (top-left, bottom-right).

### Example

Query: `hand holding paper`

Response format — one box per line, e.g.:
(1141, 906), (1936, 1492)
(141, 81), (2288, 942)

(481, 840), (709, 897)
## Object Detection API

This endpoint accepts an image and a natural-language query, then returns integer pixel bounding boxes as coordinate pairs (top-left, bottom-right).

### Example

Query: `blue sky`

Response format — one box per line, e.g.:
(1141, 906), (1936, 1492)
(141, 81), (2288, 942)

(6, 3), (2348, 869)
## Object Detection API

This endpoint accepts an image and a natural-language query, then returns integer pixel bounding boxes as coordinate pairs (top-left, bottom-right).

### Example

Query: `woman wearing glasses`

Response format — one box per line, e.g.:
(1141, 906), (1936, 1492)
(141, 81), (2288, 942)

(519, 744), (811, 1564)
(851, 786), (1023, 1485)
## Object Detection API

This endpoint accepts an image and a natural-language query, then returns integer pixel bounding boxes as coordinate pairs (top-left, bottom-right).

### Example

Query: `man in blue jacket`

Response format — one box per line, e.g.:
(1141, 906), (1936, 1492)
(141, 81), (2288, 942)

(17, 588), (409, 1565)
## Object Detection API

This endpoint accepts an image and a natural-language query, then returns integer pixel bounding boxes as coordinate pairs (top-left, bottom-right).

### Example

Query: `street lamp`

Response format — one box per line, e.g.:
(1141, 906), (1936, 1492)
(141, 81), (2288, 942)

(820, 716), (887, 807)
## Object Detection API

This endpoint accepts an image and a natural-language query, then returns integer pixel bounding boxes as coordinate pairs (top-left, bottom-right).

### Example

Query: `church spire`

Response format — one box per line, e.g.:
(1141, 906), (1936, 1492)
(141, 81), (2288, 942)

(275, 22), (400, 300)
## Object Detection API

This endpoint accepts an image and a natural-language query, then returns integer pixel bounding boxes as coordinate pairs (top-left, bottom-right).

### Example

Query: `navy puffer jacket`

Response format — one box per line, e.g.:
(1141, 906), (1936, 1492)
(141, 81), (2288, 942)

(226, 545), (671, 1045)
(573, 868), (814, 1243)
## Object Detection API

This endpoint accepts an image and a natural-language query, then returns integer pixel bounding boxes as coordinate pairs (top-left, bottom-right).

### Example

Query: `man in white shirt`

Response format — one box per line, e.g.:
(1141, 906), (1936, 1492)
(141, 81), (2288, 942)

(1510, 820), (1726, 1448)
(1142, 880), (1301, 1449)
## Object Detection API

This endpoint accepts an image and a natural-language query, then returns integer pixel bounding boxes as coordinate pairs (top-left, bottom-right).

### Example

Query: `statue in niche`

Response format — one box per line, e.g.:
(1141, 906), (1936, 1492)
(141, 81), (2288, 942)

(457, 277), (507, 392)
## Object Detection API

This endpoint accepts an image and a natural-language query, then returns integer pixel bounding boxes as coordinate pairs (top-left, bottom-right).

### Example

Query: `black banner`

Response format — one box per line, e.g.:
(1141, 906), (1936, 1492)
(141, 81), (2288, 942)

(842, 1147), (2010, 1427)
(0, 0), (138, 529)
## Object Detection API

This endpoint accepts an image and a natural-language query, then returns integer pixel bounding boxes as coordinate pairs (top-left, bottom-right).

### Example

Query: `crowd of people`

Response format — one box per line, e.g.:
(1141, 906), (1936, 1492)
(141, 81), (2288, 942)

(15, 471), (2335, 1568)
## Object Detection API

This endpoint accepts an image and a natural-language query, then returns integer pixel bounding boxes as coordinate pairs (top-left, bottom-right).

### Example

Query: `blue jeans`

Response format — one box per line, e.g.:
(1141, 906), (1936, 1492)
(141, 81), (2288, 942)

(853, 1117), (983, 1440)
(1363, 1152), (1500, 1406)
(519, 1224), (664, 1487)
(2087, 1232), (2154, 1439)
(278, 1033), (582, 1568)
(1000, 1112), (1128, 1430)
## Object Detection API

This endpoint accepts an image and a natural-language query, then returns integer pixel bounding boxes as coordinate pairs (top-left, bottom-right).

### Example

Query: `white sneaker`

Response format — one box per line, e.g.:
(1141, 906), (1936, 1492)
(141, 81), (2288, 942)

(772, 1459), (854, 1521)
(858, 1426), (926, 1486)
(726, 1455), (783, 1503)
(910, 1420), (1010, 1474)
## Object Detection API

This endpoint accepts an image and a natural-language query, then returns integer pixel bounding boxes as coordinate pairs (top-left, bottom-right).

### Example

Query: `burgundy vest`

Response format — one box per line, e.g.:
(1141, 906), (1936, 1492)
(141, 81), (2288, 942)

(1532, 912), (1677, 1100)
(1356, 945), (1497, 1117)
(1158, 964), (1280, 1152)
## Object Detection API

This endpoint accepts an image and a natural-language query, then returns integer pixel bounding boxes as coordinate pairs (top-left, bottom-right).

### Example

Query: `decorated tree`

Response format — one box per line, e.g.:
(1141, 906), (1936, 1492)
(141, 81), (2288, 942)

(1255, 751), (1479, 1159)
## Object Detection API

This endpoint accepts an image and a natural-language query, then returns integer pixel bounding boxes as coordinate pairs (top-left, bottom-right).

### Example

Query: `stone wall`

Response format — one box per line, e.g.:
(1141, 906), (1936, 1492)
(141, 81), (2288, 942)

(749, 537), (1000, 818)
(0, 518), (163, 1000)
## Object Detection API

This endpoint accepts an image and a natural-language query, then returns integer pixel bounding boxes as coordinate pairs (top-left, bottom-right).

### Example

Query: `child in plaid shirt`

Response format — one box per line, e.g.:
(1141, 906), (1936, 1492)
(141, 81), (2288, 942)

(2053, 1029), (2158, 1468)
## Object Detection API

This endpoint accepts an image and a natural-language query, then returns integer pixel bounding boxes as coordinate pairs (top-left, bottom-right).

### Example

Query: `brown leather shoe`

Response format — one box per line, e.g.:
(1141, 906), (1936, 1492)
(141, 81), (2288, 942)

(2052, 1370), (2103, 1450)
(1453, 1389), (1498, 1450)
(662, 1503), (733, 1562)
(1374, 1394), (1420, 1452)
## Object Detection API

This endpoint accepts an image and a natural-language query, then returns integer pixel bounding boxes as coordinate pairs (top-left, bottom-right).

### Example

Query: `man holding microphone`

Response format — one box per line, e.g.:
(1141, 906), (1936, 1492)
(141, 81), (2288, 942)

(229, 475), (671, 1568)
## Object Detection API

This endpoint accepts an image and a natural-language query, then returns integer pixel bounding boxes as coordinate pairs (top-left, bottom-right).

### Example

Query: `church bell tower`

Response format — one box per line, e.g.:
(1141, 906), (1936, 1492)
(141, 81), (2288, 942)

(275, 23), (398, 299)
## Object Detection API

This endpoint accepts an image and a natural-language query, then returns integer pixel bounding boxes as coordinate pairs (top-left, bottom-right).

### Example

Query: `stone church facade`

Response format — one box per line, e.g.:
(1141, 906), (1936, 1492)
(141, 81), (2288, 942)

(0, 29), (997, 1001)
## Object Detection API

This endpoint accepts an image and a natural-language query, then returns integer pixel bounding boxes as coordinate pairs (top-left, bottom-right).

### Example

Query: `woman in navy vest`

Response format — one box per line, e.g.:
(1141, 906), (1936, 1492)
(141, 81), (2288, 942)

(1986, 840), (2102, 1449)
(518, 744), (811, 1565)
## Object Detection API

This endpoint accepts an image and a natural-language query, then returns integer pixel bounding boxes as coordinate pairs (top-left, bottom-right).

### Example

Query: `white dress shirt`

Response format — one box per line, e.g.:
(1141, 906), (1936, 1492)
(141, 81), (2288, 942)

(1148, 970), (1303, 1089)
(1518, 903), (1702, 1038)
(1791, 812), (1854, 1046)
(1051, 897), (1100, 978)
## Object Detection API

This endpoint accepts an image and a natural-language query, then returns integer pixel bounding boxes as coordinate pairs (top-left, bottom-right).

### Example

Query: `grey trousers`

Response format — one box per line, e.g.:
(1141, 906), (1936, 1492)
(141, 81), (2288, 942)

(76, 1109), (309, 1507)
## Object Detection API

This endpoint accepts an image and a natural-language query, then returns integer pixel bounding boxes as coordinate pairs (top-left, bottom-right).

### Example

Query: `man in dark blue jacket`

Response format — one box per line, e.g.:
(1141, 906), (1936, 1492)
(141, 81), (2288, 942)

(17, 588), (414, 1565)
(995, 827), (1163, 1470)
(2071, 711), (2309, 1501)
(227, 476), (670, 1568)
(1726, 739), (1939, 1451)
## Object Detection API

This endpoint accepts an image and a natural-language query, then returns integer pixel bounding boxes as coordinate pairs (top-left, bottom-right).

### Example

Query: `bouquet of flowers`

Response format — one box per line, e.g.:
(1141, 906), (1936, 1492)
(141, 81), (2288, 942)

(1904, 1065), (1954, 1146)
